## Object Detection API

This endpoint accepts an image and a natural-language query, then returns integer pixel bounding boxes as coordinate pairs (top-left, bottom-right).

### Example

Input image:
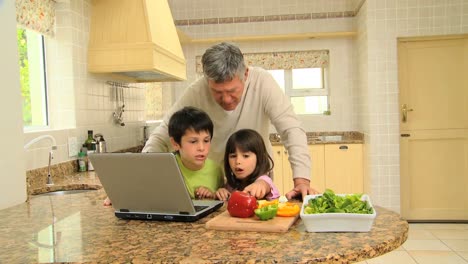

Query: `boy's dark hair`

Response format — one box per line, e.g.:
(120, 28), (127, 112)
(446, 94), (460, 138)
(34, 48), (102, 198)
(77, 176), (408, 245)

(168, 106), (214, 144)
(224, 129), (274, 190)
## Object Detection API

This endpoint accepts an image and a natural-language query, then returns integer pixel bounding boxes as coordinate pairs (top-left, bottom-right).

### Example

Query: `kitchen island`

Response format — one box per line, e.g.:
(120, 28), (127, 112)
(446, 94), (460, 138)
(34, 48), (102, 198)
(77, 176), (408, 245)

(0, 177), (408, 263)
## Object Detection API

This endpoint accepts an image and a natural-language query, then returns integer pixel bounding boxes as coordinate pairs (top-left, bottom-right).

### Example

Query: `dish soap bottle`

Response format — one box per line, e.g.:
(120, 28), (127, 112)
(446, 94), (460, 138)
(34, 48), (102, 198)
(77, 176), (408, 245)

(78, 151), (87, 172)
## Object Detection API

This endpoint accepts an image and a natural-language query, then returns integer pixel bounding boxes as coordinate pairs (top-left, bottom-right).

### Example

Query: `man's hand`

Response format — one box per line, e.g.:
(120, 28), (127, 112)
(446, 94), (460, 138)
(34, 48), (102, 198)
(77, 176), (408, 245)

(285, 178), (320, 200)
(243, 179), (271, 199)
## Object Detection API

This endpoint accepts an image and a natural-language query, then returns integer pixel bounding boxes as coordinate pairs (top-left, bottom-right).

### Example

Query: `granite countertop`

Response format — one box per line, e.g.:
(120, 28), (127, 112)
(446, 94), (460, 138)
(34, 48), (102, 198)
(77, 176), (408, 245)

(270, 131), (364, 145)
(1, 173), (408, 263)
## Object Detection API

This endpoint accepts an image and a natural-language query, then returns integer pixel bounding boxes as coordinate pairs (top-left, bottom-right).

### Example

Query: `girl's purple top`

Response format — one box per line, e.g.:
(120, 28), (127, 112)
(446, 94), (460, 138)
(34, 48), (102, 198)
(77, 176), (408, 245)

(226, 175), (280, 200)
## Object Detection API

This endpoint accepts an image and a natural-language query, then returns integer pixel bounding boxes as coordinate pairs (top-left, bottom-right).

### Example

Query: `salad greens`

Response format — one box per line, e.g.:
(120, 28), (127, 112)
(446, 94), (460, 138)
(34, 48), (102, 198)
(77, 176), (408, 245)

(303, 189), (374, 214)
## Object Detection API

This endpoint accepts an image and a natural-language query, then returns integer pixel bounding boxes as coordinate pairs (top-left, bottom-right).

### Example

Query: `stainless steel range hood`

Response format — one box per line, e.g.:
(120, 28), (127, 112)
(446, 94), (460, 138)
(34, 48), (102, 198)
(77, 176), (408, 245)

(88, 0), (186, 82)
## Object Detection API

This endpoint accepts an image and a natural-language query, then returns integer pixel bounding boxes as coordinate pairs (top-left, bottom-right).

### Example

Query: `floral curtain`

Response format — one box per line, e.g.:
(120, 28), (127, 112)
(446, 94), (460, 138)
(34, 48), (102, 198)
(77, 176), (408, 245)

(196, 50), (329, 73)
(16, 0), (55, 36)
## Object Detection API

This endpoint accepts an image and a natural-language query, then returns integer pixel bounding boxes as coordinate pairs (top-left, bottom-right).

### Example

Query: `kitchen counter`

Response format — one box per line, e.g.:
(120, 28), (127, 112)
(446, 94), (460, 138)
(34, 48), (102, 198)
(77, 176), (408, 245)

(1, 176), (408, 263)
(270, 131), (364, 145)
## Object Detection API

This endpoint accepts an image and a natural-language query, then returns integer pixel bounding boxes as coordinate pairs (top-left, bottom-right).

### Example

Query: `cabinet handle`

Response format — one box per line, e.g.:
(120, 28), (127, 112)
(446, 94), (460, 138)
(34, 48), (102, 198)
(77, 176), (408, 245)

(277, 151), (281, 154)
(339, 145), (348, 150)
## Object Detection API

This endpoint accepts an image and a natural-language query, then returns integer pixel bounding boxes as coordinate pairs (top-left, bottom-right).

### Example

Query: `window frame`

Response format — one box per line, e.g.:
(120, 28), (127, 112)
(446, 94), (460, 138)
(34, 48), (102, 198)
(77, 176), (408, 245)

(269, 67), (330, 115)
(18, 28), (50, 130)
(284, 67), (329, 97)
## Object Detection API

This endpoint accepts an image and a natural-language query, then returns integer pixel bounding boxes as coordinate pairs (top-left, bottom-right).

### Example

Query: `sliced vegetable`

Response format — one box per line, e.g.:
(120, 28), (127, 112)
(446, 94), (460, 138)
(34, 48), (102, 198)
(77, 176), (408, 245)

(277, 202), (300, 217)
(254, 204), (278, 221)
(257, 199), (278, 209)
(278, 195), (288, 203)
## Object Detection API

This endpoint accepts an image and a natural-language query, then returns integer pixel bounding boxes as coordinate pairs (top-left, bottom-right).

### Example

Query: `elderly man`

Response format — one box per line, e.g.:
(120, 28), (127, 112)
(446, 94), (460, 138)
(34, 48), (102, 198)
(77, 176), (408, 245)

(143, 42), (318, 200)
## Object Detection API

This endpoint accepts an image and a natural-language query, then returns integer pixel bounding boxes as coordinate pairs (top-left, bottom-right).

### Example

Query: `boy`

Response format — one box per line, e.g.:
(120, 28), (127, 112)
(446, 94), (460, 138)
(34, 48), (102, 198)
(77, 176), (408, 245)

(103, 106), (223, 205)
(168, 106), (223, 199)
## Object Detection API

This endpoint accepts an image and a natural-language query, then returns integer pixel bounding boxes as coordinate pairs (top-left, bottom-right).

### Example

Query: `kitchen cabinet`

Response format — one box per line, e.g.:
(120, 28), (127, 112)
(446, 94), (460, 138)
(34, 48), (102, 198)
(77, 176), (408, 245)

(272, 143), (363, 195)
(324, 144), (363, 194)
(272, 145), (291, 195)
(272, 144), (325, 195)
(309, 145), (325, 193)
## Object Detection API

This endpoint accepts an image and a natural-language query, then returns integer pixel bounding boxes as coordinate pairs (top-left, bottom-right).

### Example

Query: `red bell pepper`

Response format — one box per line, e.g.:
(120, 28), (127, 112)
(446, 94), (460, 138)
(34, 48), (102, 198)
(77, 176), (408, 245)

(227, 191), (257, 218)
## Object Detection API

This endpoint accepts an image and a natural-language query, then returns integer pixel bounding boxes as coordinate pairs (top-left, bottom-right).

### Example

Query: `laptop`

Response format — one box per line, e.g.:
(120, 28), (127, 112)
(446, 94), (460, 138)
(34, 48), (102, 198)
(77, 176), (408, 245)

(89, 152), (224, 222)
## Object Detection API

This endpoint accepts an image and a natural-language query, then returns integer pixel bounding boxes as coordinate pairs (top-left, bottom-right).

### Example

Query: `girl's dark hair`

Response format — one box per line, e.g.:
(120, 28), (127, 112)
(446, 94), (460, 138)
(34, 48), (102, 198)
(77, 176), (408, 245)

(168, 106), (214, 144)
(224, 129), (274, 190)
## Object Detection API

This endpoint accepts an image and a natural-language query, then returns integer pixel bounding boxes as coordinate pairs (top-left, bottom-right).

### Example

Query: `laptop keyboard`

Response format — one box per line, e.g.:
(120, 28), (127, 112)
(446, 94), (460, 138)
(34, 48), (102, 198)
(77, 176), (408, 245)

(194, 205), (209, 212)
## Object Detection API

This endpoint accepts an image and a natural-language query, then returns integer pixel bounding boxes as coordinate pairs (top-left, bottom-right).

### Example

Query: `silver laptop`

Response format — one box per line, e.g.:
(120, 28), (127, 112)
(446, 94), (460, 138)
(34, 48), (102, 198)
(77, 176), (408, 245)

(89, 152), (224, 222)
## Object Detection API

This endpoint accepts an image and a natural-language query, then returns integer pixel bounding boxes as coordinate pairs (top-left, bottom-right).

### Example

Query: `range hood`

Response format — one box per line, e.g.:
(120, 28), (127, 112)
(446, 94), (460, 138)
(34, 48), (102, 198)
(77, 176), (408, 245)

(88, 0), (186, 82)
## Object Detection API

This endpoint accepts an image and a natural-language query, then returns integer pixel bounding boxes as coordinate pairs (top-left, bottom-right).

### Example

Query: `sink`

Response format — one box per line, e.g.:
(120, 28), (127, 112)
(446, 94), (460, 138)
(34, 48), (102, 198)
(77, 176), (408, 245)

(33, 189), (97, 197)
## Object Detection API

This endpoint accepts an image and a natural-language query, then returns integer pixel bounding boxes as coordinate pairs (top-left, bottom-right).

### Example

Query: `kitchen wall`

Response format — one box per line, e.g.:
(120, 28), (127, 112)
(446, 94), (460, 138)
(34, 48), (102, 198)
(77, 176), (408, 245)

(356, 0), (468, 212)
(23, 0), (150, 171)
(1, 0), (27, 209)
(168, 0), (468, 213)
(5, 0), (468, 211)
(169, 0), (361, 132)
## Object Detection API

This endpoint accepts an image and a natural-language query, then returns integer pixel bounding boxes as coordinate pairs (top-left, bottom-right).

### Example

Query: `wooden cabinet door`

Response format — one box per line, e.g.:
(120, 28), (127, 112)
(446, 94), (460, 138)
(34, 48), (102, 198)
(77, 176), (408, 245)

(281, 149), (293, 195)
(272, 145), (285, 194)
(324, 144), (363, 194)
(309, 145), (325, 193)
(272, 145), (293, 195)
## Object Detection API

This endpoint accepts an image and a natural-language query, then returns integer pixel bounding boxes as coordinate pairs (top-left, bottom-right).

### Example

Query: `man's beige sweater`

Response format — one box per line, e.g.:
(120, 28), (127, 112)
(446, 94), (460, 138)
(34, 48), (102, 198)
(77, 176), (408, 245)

(143, 67), (311, 180)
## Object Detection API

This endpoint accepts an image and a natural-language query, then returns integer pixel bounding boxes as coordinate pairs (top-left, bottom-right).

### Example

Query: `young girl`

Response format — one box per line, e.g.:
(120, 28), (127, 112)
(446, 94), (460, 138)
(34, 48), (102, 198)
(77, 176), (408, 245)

(215, 129), (280, 201)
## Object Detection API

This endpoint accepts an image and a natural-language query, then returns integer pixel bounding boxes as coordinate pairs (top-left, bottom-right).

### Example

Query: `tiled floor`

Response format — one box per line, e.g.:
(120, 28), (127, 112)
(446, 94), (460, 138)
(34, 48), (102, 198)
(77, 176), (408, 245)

(356, 223), (468, 264)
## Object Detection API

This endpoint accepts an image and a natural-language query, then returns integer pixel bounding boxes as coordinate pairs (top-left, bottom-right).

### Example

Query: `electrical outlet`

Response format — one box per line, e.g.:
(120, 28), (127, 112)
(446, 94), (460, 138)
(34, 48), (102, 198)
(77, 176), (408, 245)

(68, 137), (78, 157)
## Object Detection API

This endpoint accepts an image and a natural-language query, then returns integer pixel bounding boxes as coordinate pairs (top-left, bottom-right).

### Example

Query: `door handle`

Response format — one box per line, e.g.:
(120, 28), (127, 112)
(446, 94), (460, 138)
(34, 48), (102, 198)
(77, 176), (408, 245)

(401, 104), (414, 123)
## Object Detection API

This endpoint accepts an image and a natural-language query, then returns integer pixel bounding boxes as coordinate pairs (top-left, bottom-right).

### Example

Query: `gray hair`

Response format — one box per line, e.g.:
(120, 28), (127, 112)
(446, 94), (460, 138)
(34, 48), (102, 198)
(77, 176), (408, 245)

(201, 42), (246, 83)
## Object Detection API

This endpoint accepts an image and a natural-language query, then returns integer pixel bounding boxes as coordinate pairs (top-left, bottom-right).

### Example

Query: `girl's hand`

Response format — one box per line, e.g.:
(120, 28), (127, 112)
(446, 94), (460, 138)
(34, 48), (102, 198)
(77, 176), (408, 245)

(195, 186), (215, 199)
(215, 188), (231, 201)
(103, 196), (112, 206)
(243, 180), (270, 199)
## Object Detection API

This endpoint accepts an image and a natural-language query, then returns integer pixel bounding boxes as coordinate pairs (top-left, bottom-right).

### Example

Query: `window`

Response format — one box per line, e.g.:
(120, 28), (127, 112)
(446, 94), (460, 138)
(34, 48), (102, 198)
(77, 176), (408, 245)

(195, 50), (330, 115)
(17, 28), (48, 128)
(269, 68), (329, 115)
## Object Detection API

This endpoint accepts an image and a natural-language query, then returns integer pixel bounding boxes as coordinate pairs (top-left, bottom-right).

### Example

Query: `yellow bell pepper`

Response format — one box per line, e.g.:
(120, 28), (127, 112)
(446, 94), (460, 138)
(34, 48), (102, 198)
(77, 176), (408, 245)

(257, 199), (279, 209)
(276, 202), (300, 217)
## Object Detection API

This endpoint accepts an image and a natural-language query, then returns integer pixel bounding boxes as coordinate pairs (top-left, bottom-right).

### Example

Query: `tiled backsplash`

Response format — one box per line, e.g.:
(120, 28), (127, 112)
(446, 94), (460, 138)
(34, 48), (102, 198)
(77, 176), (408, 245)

(25, 0), (151, 171)
(27, 145), (144, 195)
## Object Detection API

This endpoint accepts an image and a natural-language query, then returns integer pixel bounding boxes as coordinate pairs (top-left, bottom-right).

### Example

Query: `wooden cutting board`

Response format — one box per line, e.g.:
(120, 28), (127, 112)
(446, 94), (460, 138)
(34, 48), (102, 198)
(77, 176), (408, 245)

(205, 211), (299, 233)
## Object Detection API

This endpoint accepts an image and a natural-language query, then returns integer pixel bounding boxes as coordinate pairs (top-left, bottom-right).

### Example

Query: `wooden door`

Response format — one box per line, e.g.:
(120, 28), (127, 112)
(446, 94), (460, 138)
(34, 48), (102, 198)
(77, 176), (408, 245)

(398, 35), (468, 220)
(324, 144), (363, 194)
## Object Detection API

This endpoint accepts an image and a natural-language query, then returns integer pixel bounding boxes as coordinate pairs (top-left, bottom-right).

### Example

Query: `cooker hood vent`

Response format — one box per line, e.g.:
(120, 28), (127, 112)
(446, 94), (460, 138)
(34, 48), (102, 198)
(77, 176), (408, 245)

(88, 0), (186, 82)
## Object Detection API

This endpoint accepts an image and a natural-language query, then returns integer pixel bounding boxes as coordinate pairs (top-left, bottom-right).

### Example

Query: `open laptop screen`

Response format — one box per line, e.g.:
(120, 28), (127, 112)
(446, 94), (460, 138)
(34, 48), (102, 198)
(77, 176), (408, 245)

(89, 152), (223, 222)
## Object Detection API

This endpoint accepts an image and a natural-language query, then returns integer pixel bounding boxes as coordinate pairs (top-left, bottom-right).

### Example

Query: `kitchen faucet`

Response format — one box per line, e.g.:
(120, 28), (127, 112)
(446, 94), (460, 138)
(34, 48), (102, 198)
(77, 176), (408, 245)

(24, 135), (57, 186)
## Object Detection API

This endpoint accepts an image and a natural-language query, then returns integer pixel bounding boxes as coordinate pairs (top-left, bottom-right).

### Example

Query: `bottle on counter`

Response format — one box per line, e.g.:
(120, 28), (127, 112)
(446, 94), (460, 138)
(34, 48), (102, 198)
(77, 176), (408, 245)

(84, 130), (97, 151)
(83, 130), (97, 171)
(87, 149), (94, 171)
(78, 151), (87, 172)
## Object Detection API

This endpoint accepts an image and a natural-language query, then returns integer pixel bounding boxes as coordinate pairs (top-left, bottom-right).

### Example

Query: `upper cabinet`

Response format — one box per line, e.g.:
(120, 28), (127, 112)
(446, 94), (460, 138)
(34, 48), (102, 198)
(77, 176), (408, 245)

(88, 0), (186, 82)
